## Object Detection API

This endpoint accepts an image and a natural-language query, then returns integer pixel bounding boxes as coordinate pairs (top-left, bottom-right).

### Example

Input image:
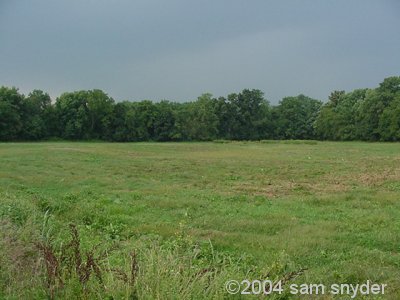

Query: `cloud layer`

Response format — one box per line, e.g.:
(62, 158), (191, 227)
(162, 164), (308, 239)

(1, 0), (399, 103)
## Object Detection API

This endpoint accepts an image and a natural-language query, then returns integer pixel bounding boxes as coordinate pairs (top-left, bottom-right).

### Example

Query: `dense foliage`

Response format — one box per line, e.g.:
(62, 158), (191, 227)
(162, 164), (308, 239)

(1, 76), (399, 141)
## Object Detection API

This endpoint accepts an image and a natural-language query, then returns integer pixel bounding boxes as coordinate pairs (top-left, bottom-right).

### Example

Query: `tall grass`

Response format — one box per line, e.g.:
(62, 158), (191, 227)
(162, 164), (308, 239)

(0, 207), (303, 299)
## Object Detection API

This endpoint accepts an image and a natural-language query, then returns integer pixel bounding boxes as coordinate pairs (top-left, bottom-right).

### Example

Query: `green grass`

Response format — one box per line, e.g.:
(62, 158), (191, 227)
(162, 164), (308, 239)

(1, 141), (400, 299)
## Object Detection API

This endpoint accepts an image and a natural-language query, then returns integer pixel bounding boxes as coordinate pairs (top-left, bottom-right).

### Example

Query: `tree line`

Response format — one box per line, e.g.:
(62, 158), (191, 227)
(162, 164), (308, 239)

(0, 76), (399, 142)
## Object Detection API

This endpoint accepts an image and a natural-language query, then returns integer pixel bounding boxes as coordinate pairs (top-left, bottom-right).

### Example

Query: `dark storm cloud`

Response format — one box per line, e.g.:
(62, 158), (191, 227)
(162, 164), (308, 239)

(0, 0), (399, 103)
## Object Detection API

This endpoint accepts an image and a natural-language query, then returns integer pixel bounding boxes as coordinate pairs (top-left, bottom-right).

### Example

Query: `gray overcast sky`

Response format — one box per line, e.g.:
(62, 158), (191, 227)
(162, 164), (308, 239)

(0, 0), (399, 103)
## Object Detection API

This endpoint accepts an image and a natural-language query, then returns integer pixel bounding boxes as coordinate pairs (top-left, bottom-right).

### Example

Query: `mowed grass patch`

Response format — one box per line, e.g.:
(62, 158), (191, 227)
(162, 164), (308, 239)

(1, 141), (400, 298)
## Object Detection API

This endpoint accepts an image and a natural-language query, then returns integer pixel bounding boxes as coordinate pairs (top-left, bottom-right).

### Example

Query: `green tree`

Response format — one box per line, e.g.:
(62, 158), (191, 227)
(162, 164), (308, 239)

(55, 91), (90, 139)
(55, 90), (115, 140)
(153, 101), (177, 141)
(314, 105), (340, 140)
(21, 90), (52, 140)
(126, 100), (156, 141)
(378, 96), (400, 141)
(112, 101), (133, 141)
(356, 77), (400, 141)
(216, 89), (271, 140)
(376, 77), (400, 141)
(274, 94), (322, 139)
(215, 96), (236, 139)
(86, 89), (115, 140)
(315, 90), (367, 140)
(178, 94), (219, 141)
(0, 87), (24, 140)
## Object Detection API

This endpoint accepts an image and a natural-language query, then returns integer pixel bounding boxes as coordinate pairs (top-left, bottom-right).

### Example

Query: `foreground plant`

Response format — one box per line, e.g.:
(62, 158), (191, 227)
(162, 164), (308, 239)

(33, 223), (305, 299)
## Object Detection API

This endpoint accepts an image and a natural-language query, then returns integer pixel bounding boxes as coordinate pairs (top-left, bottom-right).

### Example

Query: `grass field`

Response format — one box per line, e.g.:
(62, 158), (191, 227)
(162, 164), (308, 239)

(1, 141), (400, 299)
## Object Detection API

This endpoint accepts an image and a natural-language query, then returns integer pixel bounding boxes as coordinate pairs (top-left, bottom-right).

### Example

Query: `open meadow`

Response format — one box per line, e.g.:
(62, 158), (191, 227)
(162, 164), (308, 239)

(1, 141), (400, 299)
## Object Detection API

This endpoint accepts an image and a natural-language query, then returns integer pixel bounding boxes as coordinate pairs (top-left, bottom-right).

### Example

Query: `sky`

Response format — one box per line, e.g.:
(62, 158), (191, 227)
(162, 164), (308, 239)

(0, 0), (399, 103)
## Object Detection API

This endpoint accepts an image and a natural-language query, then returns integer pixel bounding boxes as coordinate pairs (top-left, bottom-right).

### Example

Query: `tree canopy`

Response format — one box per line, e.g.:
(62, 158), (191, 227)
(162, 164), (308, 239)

(0, 76), (399, 142)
